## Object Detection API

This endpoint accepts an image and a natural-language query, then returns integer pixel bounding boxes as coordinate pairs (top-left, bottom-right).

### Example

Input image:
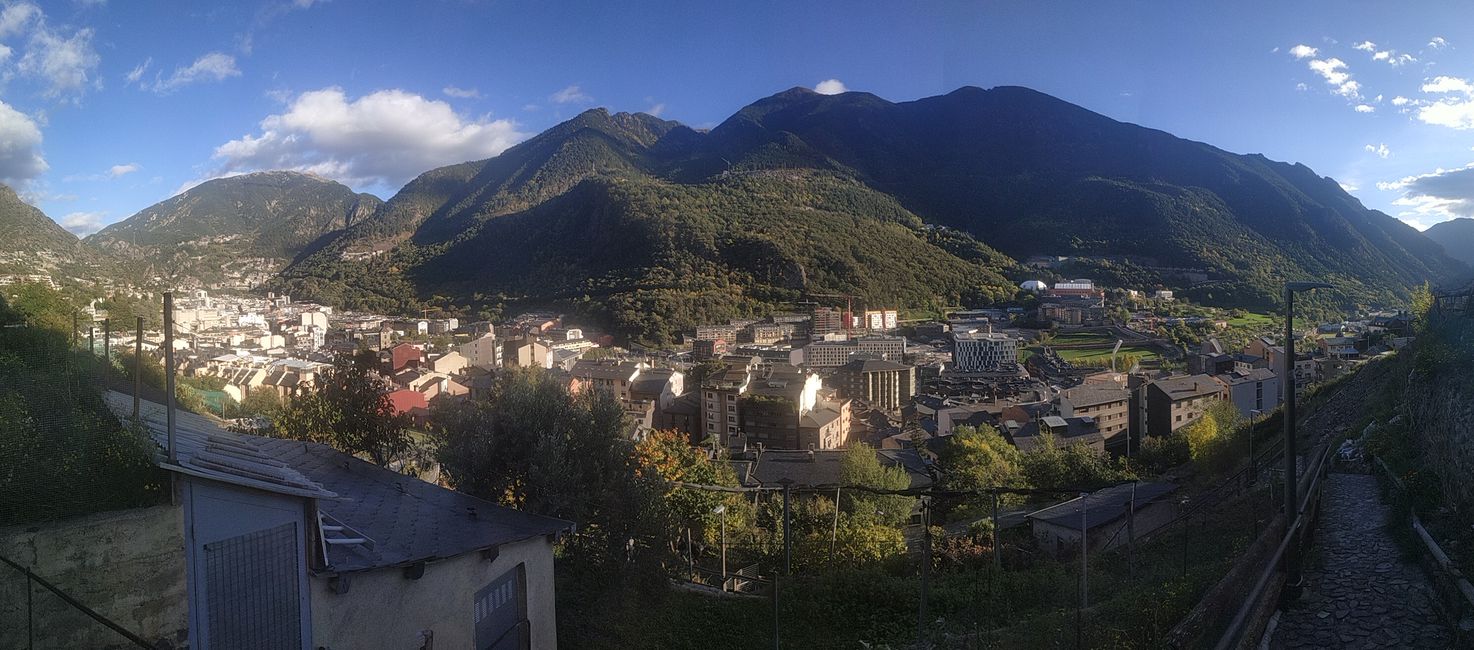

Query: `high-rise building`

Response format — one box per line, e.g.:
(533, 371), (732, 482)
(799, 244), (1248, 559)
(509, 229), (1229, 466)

(953, 331), (1018, 372)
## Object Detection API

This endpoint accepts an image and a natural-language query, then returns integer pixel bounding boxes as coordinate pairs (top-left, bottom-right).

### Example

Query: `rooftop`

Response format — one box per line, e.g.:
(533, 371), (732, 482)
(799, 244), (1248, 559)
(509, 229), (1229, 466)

(107, 391), (573, 573)
(1026, 481), (1178, 530)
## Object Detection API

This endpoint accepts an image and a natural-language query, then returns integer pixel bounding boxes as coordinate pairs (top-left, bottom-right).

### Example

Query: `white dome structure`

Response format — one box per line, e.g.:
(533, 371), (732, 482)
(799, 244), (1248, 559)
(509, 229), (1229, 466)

(1019, 280), (1048, 293)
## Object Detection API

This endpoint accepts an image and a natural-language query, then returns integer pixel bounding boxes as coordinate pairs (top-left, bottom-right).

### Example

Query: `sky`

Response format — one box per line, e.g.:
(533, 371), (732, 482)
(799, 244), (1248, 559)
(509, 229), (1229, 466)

(7, 1), (1474, 236)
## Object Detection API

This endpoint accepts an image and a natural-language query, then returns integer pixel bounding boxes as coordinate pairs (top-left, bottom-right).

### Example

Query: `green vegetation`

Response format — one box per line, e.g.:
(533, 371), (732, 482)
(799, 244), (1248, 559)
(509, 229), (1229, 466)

(0, 286), (167, 527)
(86, 171), (381, 285)
(271, 350), (413, 467)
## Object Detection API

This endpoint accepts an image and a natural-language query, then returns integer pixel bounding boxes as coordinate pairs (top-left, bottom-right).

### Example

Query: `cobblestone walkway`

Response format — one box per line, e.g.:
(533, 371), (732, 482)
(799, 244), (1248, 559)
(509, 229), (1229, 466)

(1269, 472), (1450, 649)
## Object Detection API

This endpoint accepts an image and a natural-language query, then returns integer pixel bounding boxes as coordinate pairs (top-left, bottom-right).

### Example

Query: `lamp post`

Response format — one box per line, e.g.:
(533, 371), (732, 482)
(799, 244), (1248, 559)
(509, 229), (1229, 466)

(1283, 281), (1332, 593)
(714, 504), (727, 591)
(1248, 409), (1262, 487)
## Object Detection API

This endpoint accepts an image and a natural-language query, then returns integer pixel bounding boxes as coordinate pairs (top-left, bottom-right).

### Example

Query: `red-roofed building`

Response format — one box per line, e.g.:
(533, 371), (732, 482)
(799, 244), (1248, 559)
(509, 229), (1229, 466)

(389, 342), (424, 373)
(386, 388), (429, 422)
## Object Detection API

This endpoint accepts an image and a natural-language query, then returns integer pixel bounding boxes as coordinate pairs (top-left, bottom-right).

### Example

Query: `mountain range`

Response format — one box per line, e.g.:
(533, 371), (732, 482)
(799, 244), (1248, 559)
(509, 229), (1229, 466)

(3, 86), (1467, 343)
(1424, 218), (1474, 267)
(86, 171), (381, 286)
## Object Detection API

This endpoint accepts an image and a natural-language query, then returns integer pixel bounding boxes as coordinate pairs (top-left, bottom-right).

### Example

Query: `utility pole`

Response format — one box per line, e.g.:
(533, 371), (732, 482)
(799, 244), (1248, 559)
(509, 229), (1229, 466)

(102, 318), (109, 361)
(164, 292), (177, 464)
(133, 317), (142, 421)
(992, 489), (1001, 572)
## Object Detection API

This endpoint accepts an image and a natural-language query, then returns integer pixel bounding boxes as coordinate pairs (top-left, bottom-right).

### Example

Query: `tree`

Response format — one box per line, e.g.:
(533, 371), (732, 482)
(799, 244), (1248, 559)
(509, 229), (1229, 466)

(1411, 281), (1434, 333)
(631, 429), (750, 552)
(432, 368), (639, 558)
(938, 424), (1025, 514)
(1020, 434), (1135, 489)
(839, 443), (913, 529)
(274, 351), (412, 467)
(3, 282), (77, 334)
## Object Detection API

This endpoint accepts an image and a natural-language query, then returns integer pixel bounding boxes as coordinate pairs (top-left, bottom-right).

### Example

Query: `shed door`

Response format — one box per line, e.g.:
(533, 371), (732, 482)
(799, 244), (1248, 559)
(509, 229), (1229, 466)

(474, 563), (528, 650)
(203, 522), (303, 650)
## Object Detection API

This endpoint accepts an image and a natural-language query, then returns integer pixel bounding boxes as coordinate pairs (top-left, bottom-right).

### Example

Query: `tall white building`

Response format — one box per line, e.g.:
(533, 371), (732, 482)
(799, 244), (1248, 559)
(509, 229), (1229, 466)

(457, 331), (500, 370)
(953, 331), (1017, 372)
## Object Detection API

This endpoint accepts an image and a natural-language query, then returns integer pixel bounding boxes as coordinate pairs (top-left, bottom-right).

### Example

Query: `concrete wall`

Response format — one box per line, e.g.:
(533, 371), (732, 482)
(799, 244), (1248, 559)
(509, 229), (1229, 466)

(0, 504), (188, 649)
(310, 535), (558, 650)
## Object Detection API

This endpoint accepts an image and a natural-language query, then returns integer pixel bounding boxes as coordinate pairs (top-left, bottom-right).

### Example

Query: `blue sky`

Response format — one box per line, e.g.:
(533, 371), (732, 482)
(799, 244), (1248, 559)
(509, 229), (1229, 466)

(8, 1), (1474, 236)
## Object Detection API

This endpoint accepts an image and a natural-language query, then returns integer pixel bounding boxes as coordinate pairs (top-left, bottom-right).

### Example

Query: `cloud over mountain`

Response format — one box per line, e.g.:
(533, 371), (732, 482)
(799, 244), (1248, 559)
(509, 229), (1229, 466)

(211, 87), (529, 190)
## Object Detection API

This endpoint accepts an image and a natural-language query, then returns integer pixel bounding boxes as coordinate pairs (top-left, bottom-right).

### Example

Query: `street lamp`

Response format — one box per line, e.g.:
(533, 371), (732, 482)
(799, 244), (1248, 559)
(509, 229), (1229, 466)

(1283, 281), (1332, 593)
(713, 504), (727, 590)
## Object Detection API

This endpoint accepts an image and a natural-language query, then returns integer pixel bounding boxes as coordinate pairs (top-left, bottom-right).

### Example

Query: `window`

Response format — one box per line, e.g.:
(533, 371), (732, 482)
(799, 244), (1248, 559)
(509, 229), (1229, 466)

(706, 391), (714, 399)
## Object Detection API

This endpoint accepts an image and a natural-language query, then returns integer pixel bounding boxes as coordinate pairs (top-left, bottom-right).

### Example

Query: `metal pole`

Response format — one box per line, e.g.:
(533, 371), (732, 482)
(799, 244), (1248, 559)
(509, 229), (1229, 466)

(1283, 288), (1299, 589)
(103, 317), (109, 361)
(1079, 493), (1088, 649)
(164, 292), (177, 463)
(134, 317), (142, 420)
(72, 312), (77, 346)
(27, 574), (33, 650)
(830, 486), (841, 565)
(686, 527), (693, 578)
(781, 480), (792, 575)
(919, 499), (931, 644)
(721, 507), (728, 589)
(992, 489), (1001, 572)
(88, 326), (94, 356)
(1127, 483), (1136, 581)
(1181, 499), (1190, 578)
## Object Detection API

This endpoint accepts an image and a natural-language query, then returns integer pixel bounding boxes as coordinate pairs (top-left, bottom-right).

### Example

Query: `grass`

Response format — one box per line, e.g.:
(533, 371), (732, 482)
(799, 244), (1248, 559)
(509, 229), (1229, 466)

(1055, 345), (1161, 363)
(1225, 312), (1275, 329)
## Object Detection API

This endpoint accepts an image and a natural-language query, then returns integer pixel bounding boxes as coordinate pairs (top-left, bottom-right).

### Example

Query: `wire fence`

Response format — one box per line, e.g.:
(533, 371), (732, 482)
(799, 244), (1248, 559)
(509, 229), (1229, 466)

(641, 457), (1288, 649)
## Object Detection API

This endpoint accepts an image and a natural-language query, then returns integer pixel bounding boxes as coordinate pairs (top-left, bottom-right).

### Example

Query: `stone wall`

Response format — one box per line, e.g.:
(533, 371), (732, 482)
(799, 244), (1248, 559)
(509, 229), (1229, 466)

(0, 503), (188, 649)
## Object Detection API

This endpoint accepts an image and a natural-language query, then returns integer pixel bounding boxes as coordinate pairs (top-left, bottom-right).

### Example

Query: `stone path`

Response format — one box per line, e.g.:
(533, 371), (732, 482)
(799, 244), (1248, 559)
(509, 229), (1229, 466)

(1269, 472), (1450, 649)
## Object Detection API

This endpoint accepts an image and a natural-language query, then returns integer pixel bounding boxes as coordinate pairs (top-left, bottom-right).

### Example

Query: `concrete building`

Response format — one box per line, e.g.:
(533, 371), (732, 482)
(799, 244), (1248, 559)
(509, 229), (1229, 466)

(429, 351), (468, 376)
(97, 392), (571, 650)
(457, 333), (500, 370)
(1144, 374), (1226, 438)
(568, 360), (646, 405)
(810, 307), (845, 337)
(953, 330), (1018, 372)
(700, 358), (756, 446)
(1058, 384), (1130, 443)
(1214, 368), (1281, 419)
(692, 338), (728, 360)
(503, 336), (551, 369)
(829, 358), (916, 411)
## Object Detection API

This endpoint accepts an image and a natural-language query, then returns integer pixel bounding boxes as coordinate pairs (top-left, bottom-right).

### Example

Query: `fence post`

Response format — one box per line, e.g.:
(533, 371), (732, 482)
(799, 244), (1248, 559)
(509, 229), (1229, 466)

(164, 292), (176, 463)
(919, 498), (931, 644)
(1128, 483), (1136, 582)
(133, 317), (142, 421)
(27, 573), (33, 650)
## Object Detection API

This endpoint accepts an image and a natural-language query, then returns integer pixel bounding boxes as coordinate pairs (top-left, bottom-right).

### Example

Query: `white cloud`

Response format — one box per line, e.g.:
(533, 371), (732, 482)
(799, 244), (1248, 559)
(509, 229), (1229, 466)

(211, 87), (530, 190)
(1392, 96), (1410, 106)
(59, 210), (105, 236)
(1423, 76), (1474, 95)
(644, 102), (665, 117)
(815, 78), (847, 95)
(1372, 51), (1388, 61)
(109, 163), (139, 178)
(1354, 104), (1375, 113)
(1339, 181), (1359, 192)
(0, 2), (39, 37)
(550, 84), (591, 104)
(0, 100), (47, 184)
(124, 57), (150, 84)
(442, 85), (479, 99)
(1295, 82), (1309, 92)
(1429, 36), (1448, 49)
(17, 26), (100, 100)
(1306, 57), (1361, 100)
(147, 52), (240, 93)
(1353, 41), (1376, 52)
(1377, 163), (1474, 227)
(1289, 44), (1318, 59)
(1418, 100), (1474, 129)
(1364, 143), (1390, 158)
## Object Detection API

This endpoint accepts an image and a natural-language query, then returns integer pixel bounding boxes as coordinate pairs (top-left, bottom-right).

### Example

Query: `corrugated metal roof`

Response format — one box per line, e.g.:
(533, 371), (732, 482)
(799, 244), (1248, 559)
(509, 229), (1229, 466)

(104, 391), (335, 499)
